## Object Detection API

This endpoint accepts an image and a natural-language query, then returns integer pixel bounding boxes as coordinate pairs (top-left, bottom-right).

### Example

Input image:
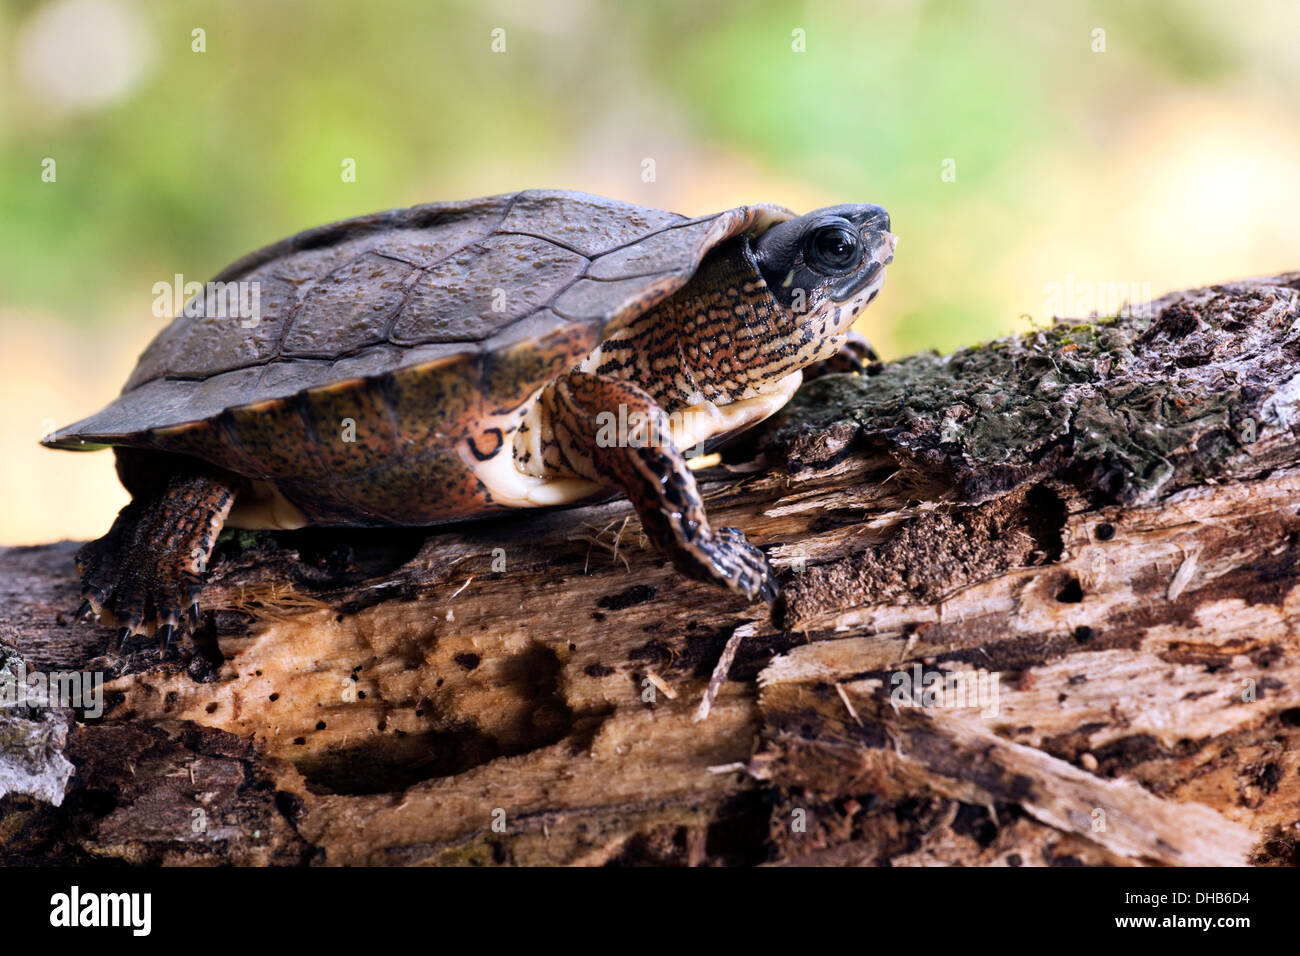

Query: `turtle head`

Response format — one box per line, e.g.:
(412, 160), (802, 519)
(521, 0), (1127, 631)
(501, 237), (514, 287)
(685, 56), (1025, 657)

(754, 203), (895, 363)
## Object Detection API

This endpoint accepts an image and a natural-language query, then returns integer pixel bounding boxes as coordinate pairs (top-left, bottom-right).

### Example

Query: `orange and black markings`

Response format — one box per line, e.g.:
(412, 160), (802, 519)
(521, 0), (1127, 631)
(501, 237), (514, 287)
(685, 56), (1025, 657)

(585, 237), (828, 412)
(538, 370), (777, 602)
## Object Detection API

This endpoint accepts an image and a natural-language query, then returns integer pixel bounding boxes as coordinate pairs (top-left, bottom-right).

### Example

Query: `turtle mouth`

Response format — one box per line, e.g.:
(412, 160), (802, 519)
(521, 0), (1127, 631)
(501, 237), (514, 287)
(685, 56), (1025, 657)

(831, 232), (897, 301)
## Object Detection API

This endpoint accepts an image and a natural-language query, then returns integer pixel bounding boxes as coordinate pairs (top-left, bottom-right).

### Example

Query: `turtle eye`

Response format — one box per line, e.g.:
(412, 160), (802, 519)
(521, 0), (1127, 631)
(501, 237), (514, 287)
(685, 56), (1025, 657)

(804, 224), (861, 274)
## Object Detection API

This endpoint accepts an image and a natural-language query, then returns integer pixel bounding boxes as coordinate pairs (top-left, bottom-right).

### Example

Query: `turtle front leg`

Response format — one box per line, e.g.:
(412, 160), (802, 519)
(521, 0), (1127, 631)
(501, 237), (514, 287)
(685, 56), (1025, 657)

(76, 470), (237, 650)
(529, 370), (778, 604)
(803, 329), (880, 378)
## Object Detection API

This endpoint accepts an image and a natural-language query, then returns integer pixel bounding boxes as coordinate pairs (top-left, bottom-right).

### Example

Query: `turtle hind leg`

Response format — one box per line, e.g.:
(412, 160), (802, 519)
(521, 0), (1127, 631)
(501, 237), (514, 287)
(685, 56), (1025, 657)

(76, 470), (237, 650)
(534, 370), (778, 604)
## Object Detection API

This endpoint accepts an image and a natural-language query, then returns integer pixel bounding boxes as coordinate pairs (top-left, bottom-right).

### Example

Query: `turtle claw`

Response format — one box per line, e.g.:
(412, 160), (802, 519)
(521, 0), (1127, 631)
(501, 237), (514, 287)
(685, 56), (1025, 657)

(694, 527), (781, 605)
(803, 330), (880, 379)
(158, 623), (176, 651)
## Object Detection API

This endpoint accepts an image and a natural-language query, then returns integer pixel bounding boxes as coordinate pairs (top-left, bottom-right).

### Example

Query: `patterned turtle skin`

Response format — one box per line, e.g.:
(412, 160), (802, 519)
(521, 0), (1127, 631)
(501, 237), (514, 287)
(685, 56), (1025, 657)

(45, 189), (895, 648)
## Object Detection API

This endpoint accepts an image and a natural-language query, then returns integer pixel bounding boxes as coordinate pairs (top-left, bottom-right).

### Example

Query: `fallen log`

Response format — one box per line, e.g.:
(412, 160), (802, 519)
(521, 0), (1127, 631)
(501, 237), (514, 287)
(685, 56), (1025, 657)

(2, 273), (1298, 866)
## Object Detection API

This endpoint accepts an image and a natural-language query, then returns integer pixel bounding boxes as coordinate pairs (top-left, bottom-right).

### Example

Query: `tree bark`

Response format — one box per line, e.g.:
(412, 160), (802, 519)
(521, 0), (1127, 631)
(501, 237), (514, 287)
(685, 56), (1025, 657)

(3, 274), (1299, 866)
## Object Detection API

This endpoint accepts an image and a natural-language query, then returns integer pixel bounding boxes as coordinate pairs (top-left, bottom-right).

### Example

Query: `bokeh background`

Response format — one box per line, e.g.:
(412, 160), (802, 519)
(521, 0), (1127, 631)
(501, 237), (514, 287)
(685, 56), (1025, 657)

(2, 0), (1298, 544)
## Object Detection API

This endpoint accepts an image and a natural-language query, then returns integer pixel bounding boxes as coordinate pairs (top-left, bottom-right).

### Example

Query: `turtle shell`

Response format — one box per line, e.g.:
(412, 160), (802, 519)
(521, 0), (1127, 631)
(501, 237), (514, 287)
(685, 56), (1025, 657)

(46, 190), (793, 526)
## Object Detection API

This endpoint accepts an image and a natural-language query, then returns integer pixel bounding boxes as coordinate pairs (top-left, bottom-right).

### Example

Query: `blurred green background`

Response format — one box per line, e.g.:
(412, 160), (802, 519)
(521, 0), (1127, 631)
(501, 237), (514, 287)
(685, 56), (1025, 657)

(2, 0), (1299, 543)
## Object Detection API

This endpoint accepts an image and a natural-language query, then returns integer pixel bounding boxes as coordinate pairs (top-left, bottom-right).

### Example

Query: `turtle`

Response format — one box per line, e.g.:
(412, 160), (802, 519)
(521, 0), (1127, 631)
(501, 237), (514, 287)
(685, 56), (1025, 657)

(44, 189), (895, 648)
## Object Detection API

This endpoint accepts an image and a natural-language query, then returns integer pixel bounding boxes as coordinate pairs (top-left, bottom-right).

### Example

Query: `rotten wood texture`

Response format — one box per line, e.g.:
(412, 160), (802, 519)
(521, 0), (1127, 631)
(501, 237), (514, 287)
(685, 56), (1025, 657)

(3, 274), (1300, 866)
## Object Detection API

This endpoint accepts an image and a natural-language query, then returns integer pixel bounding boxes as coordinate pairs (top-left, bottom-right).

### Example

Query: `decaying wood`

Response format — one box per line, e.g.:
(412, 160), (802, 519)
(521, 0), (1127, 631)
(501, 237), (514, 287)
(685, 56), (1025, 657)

(3, 274), (1299, 866)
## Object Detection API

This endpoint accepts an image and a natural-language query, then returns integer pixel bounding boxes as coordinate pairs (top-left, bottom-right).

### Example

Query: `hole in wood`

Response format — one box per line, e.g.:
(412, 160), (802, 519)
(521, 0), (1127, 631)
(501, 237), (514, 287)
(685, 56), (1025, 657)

(1056, 576), (1084, 603)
